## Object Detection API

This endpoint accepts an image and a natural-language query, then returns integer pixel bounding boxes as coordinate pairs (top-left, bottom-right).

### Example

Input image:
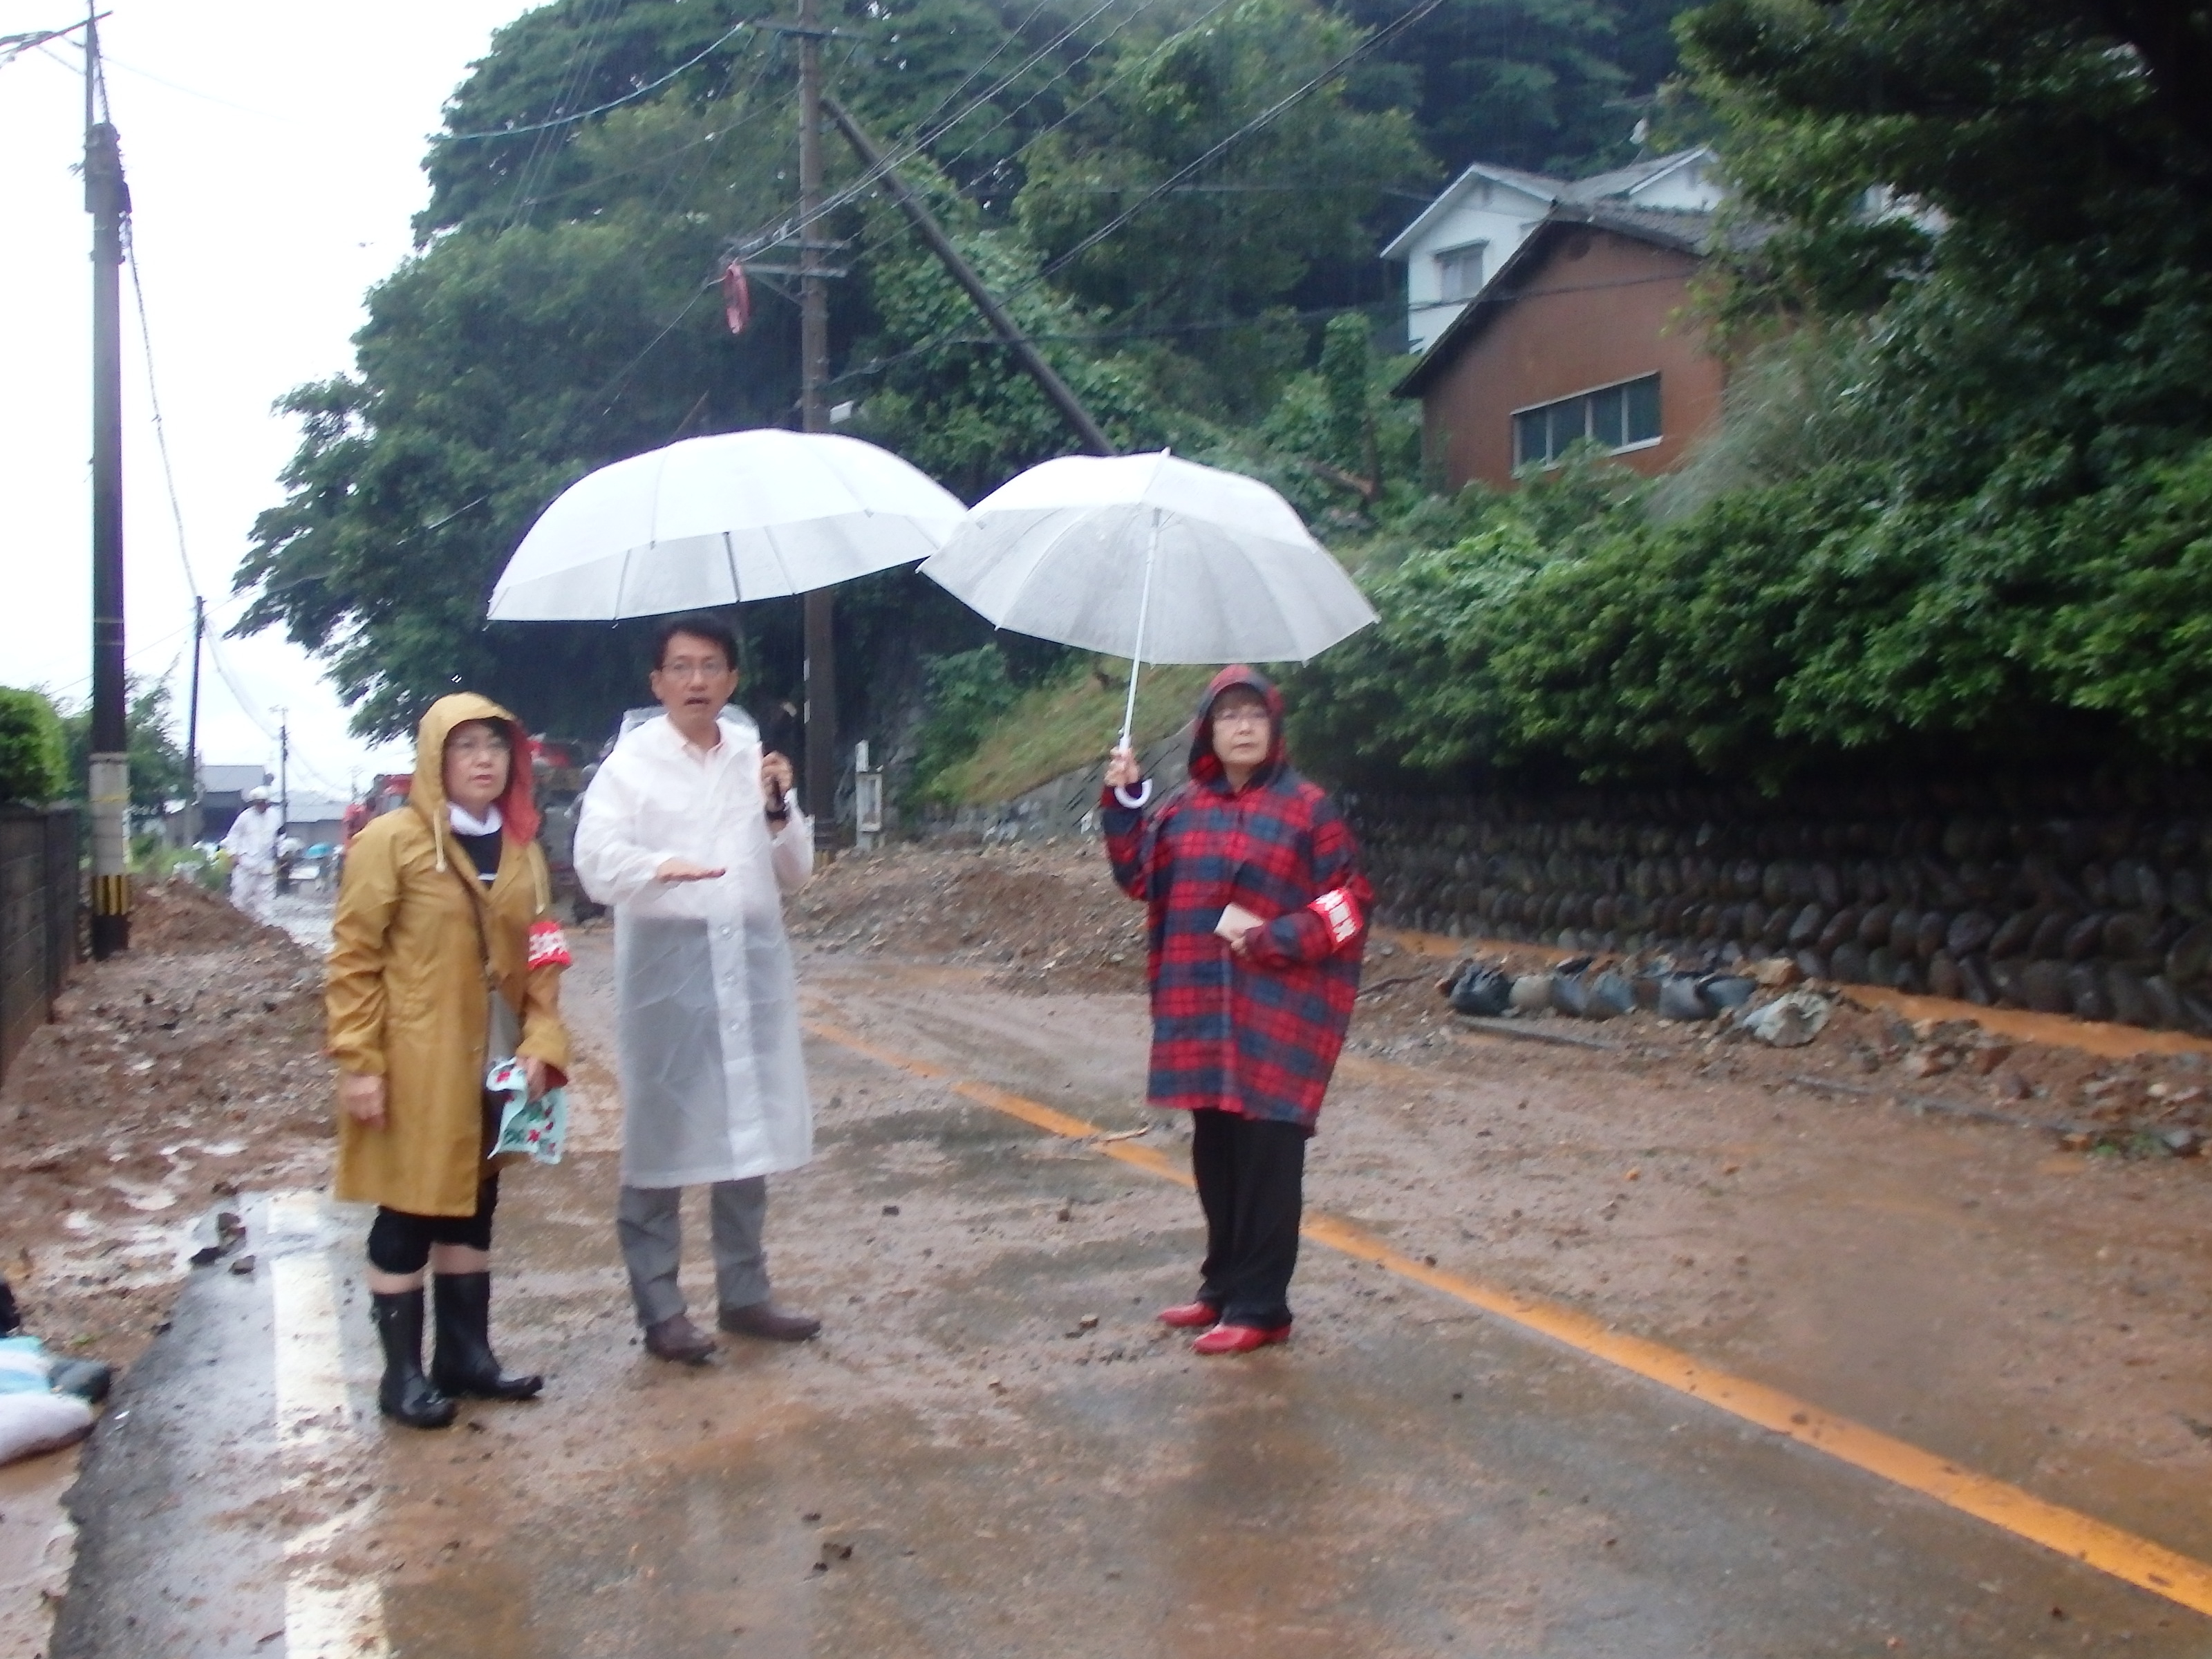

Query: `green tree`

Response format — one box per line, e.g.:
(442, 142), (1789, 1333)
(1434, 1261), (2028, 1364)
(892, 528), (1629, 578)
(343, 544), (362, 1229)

(59, 678), (191, 812)
(0, 689), (67, 806)
(1340, 0), (1688, 178)
(1015, 0), (1428, 410)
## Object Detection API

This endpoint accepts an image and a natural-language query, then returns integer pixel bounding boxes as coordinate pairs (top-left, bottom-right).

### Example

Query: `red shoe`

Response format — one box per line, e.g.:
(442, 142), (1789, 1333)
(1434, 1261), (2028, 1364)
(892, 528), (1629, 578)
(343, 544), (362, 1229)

(1191, 1321), (1291, 1356)
(1156, 1301), (1221, 1330)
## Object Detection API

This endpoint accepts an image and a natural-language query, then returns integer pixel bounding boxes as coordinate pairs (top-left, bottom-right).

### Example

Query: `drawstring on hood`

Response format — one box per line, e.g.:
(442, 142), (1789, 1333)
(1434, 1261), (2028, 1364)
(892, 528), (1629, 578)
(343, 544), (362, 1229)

(1187, 665), (1287, 792)
(409, 693), (547, 910)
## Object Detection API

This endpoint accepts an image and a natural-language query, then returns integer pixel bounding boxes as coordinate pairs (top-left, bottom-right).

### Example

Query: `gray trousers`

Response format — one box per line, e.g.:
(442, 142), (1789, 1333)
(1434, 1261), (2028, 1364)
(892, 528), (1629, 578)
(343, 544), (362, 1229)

(616, 1179), (770, 1328)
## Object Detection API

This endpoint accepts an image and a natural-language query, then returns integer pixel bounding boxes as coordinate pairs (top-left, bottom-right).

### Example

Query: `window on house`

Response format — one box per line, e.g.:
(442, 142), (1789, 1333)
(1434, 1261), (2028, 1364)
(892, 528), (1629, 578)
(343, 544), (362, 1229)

(1512, 373), (1662, 468)
(1435, 241), (1488, 303)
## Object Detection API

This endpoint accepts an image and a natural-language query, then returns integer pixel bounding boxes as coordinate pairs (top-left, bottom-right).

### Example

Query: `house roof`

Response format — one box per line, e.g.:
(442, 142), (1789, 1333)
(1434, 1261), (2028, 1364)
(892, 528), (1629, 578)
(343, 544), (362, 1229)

(1380, 147), (1715, 260)
(1393, 203), (1724, 397)
(199, 763), (270, 795)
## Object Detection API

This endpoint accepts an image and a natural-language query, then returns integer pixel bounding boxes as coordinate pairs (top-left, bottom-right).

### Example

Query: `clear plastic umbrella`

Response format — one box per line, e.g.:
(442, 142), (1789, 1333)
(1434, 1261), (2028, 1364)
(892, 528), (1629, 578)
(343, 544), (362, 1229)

(918, 451), (1377, 752)
(487, 429), (965, 620)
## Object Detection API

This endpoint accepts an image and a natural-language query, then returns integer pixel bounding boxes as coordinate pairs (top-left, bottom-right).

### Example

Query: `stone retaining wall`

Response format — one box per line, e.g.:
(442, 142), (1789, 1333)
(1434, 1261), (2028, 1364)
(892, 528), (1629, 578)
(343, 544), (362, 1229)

(1345, 776), (2212, 1034)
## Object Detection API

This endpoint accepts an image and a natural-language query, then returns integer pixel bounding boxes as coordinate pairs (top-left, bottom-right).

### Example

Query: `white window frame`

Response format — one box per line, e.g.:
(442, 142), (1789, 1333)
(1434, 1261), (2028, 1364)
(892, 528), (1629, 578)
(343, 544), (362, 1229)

(1511, 373), (1663, 470)
(1433, 240), (1488, 303)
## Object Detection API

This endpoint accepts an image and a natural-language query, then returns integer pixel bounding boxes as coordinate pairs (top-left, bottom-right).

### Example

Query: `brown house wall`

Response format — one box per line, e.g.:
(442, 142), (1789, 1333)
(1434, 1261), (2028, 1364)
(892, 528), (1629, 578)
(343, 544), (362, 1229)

(1420, 229), (1725, 492)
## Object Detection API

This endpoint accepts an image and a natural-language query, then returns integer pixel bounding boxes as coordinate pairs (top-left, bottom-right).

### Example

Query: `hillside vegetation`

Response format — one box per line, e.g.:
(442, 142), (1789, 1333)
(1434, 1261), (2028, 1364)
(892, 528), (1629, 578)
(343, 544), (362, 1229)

(1291, 0), (2212, 791)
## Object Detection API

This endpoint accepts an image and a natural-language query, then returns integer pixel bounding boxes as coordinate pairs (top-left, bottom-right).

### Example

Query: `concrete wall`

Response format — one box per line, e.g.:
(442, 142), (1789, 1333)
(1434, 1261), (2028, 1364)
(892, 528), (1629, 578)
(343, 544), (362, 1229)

(1347, 773), (2212, 1032)
(1420, 229), (1723, 492)
(0, 806), (77, 1089)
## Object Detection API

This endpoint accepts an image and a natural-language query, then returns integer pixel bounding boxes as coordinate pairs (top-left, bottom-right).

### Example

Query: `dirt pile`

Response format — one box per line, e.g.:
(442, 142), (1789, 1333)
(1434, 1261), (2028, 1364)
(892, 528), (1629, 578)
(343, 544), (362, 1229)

(798, 847), (2212, 1157)
(130, 874), (290, 954)
(0, 878), (332, 1366)
(789, 844), (1146, 993)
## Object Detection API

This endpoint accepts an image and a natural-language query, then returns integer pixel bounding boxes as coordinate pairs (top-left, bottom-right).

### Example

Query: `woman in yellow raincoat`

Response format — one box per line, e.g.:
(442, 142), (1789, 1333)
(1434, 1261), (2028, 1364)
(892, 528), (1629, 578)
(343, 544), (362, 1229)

(328, 693), (570, 1428)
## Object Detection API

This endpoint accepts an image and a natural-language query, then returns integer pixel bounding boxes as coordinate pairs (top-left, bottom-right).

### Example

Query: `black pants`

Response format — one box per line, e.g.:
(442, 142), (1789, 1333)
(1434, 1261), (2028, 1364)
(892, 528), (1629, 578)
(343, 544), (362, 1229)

(367, 1174), (501, 1276)
(1190, 1108), (1306, 1327)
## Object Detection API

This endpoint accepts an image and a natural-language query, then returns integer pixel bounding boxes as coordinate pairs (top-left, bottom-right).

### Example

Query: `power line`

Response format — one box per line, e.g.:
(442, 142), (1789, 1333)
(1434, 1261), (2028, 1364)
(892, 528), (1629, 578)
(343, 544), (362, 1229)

(440, 18), (754, 144)
(827, 0), (1446, 389)
(1028, 0), (1450, 290)
(738, 0), (1149, 259)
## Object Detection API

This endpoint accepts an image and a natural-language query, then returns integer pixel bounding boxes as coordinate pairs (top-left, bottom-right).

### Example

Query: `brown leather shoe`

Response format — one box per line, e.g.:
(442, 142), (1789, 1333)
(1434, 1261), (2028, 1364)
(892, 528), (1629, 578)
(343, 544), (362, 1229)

(718, 1302), (822, 1342)
(643, 1313), (716, 1365)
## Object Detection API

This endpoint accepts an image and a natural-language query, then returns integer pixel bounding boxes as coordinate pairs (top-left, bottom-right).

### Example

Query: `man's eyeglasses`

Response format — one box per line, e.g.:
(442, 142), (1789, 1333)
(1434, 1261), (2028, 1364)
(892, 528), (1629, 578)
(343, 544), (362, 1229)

(658, 658), (732, 681)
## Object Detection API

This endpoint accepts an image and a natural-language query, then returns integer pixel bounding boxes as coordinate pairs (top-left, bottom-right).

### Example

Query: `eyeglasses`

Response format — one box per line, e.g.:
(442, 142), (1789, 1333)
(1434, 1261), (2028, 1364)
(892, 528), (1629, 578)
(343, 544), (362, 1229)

(448, 735), (511, 758)
(657, 657), (732, 681)
(1213, 706), (1271, 727)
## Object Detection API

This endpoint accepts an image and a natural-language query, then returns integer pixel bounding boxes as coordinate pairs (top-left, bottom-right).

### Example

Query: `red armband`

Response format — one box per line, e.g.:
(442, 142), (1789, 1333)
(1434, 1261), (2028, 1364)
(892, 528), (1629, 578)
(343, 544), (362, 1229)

(1308, 887), (1362, 948)
(527, 918), (572, 969)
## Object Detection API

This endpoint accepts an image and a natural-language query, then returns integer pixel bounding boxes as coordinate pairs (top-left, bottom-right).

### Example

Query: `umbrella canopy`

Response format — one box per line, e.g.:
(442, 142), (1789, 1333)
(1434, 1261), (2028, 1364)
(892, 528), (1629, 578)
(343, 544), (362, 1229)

(917, 451), (1376, 666)
(487, 429), (965, 621)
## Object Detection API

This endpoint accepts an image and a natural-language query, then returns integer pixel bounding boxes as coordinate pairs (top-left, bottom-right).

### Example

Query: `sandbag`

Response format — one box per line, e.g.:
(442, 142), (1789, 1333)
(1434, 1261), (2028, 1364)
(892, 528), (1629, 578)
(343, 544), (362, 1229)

(1447, 963), (1512, 1018)
(0, 1391), (95, 1466)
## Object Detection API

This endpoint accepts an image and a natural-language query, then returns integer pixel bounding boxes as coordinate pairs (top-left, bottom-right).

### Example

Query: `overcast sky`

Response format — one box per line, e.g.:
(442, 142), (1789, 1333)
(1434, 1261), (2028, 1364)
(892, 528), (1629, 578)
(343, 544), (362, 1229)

(1, 1), (534, 803)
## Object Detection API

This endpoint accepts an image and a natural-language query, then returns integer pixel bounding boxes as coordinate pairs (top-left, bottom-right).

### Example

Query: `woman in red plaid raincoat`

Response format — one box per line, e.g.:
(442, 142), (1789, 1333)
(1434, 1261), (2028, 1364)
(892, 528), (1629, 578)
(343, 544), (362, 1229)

(1101, 666), (1370, 1355)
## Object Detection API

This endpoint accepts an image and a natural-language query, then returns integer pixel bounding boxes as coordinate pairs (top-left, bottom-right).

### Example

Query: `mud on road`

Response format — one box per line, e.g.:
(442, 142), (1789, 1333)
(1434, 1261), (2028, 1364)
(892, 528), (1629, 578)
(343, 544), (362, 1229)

(1, 879), (330, 1368)
(12, 844), (2212, 1656)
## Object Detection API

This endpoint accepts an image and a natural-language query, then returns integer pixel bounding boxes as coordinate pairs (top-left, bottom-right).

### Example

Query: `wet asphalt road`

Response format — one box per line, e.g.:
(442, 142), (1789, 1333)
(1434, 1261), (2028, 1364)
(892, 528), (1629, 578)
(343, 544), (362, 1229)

(48, 945), (2212, 1658)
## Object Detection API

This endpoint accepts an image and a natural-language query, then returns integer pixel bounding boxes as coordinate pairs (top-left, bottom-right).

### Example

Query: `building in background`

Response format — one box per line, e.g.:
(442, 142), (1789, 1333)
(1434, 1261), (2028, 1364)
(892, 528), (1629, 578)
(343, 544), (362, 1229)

(1393, 203), (1736, 493)
(1381, 147), (1722, 355)
(197, 763), (272, 846)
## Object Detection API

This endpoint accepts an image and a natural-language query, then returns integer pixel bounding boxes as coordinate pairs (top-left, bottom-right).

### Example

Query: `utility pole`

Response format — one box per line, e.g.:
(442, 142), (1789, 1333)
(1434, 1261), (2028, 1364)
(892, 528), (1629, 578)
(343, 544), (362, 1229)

(84, 5), (130, 958)
(183, 596), (204, 846)
(825, 98), (1114, 457)
(796, 0), (838, 852)
(276, 709), (290, 830)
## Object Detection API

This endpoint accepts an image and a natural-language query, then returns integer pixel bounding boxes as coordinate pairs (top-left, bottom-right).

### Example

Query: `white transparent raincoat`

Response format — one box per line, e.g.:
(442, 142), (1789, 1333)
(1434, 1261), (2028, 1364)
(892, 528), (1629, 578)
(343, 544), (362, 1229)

(573, 709), (814, 1188)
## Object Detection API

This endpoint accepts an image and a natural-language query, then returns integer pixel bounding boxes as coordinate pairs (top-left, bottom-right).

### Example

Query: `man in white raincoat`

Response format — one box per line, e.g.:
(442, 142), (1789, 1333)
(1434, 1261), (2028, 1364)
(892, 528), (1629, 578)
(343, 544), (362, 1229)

(574, 615), (821, 1363)
(221, 786), (281, 923)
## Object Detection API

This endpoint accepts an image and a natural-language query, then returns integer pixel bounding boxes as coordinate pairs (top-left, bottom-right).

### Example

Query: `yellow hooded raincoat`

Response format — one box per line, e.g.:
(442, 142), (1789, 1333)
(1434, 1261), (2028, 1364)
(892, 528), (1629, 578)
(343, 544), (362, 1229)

(328, 693), (571, 1217)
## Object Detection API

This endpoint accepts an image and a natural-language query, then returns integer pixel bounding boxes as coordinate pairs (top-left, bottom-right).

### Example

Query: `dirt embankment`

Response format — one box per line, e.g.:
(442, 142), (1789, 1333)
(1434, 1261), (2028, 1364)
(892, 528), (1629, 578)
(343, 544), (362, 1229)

(0, 879), (331, 1367)
(789, 842), (1147, 994)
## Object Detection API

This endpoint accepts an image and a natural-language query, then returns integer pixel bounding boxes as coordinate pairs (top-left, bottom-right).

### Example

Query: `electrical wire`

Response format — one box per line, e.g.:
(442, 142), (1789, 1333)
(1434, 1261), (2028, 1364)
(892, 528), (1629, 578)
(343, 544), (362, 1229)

(737, 0), (1152, 259)
(120, 183), (353, 798)
(442, 18), (754, 144)
(826, 0), (1445, 388)
(494, 0), (632, 233)
(1027, 0), (1450, 289)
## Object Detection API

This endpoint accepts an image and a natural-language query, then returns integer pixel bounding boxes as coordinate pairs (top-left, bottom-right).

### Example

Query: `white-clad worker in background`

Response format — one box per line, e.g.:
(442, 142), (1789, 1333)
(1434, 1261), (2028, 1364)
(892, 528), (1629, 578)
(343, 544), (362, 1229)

(572, 612), (821, 1365)
(221, 786), (281, 923)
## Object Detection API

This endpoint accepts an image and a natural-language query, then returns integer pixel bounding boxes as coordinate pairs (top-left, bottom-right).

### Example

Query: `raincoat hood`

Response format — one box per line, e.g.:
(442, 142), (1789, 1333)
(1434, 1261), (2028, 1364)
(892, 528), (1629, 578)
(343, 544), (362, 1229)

(1188, 665), (1286, 790)
(409, 692), (542, 858)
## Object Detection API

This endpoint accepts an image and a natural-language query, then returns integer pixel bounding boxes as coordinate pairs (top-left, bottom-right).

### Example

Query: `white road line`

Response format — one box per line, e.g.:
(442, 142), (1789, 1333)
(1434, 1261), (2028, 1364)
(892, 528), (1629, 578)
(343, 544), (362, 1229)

(267, 1192), (390, 1659)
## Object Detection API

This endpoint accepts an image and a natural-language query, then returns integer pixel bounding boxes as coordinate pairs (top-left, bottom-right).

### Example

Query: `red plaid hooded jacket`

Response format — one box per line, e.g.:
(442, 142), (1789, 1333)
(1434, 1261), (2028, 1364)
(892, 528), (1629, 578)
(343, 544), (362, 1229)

(1101, 666), (1371, 1132)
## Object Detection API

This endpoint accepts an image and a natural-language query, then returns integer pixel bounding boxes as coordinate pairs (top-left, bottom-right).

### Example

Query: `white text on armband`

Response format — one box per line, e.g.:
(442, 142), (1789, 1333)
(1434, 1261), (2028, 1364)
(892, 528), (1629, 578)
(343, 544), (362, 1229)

(527, 918), (572, 969)
(1309, 888), (1361, 948)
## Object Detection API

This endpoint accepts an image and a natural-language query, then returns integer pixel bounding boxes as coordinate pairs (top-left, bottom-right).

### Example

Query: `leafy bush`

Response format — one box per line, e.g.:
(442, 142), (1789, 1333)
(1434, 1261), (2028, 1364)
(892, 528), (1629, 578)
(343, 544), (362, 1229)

(0, 688), (66, 806)
(909, 647), (1027, 804)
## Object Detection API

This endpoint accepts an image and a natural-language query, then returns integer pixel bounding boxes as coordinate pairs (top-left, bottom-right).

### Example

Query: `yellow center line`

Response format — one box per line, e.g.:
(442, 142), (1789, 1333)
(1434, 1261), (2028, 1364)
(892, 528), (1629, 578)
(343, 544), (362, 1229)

(802, 1013), (2212, 1620)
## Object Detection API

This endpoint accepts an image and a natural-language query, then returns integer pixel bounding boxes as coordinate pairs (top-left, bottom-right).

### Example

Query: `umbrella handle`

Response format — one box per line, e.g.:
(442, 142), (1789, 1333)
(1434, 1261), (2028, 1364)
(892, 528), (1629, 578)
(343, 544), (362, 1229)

(1114, 780), (1152, 810)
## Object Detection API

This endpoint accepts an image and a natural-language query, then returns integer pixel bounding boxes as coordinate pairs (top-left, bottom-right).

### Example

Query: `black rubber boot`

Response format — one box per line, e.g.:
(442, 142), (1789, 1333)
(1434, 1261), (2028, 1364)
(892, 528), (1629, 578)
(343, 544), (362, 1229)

(429, 1273), (544, 1401)
(371, 1289), (457, 1429)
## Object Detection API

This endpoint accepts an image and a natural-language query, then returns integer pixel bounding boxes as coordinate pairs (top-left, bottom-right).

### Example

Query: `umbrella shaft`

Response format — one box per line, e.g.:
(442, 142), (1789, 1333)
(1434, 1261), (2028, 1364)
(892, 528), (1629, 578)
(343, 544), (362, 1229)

(1118, 512), (1159, 751)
